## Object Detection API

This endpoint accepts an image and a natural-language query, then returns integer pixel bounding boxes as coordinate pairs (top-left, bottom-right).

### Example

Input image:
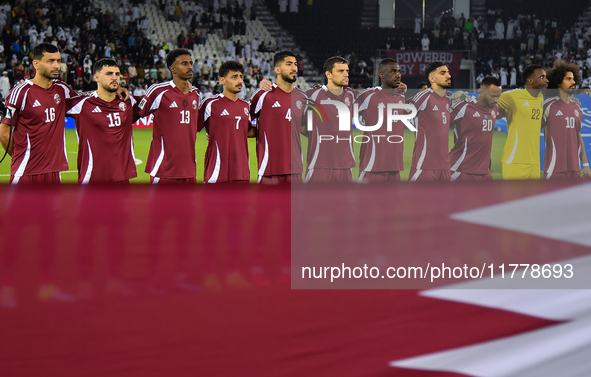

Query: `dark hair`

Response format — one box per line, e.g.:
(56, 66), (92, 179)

(546, 61), (581, 89)
(32, 43), (59, 61)
(93, 58), (119, 75)
(522, 64), (544, 83)
(219, 61), (244, 78)
(424, 61), (446, 79)
(417, 82), (429, 89)
(379, 58), (398, 71)
(323, 56), (348, 75)
(274, 50), (297, 67)
(166, 48), (191, 68)
(480, 76), (502, 88)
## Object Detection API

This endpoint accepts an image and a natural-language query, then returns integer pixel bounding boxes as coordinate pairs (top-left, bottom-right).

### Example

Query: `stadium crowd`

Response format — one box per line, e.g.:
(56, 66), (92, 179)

(0, 0), (278, 101)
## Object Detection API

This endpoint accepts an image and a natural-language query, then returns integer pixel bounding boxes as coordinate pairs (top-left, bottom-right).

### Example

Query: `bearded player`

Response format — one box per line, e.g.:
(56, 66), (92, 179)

(67, 58), (138, 184)
(449, 76), (502, 181)
(304, 56), (357, 183)
(0, 43), (77, 183)
(407, 61), (453, 181)
(249, 50), (305, 183)
(137, 48), (201, 184)
(357, 58), (407, 182)
(543, 61), (591, 179)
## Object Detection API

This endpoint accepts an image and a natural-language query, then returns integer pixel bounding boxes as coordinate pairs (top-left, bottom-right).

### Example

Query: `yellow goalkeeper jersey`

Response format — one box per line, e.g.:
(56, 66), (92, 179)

(498, 89), (544, 165)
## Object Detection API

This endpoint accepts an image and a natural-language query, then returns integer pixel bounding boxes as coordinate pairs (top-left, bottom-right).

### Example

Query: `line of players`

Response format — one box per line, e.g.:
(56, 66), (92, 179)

(0, 42), (589, 184)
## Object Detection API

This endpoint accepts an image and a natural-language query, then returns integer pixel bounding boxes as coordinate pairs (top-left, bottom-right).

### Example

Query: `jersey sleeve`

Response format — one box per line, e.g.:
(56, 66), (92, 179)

(542, 99), (552, 128)
(451, 101), (469, 124)
(198, 98), (213, 132)
(249, 89), (264, 120)
(2, 83), (27, 125)
(66, 95), (91, 118)
(136, 86), (160, 118)
(497, 91), (514, 114)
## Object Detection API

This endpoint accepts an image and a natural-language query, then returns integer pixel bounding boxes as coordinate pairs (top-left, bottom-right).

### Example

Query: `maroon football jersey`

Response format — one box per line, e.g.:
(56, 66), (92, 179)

(199, 94), (252, 182)
(407, 88), (452, 178)
(67, 92), (137, 183)
(358, 87), (406, 178)
(449, 97), (498, 175)
(137, 80), (201, 179)
(2, 79), (76, 181)
(542, 97), (583, 176)
(304, 86), (357, 180)
(250, 84), (304, 179)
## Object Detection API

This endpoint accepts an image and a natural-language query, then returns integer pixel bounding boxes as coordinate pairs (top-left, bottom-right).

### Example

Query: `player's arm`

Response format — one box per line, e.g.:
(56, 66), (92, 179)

(0, 122), (13, 155)
(259, 79), (272, 92)
(116, 86), (130, 101)
(496, 92), (512, 119)
(578, 131), (591, 178)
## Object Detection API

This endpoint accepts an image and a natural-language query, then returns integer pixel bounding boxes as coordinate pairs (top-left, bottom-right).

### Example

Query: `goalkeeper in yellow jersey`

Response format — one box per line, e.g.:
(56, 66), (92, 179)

(496, 65), (548, 179)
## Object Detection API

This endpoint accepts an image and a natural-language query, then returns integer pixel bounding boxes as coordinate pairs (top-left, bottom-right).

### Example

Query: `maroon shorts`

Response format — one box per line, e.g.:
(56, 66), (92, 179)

(150, 176), (197, 184)
(451, 171), (494, 181)
(408, 168), (451, 182)
(305, 168), (353, 183)
(10, 172), (61, 184)
(544, 171), (580, 180)
(259, 174), (303, 184)
(358, 171), (401, 183)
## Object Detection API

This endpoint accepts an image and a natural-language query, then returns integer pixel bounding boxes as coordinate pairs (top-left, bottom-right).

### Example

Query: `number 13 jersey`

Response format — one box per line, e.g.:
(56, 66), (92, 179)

(137, 80), (201, 179)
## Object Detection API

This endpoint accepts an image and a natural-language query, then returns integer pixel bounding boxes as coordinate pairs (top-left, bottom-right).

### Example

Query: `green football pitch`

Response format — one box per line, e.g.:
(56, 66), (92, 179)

(0, 129), (508, 183)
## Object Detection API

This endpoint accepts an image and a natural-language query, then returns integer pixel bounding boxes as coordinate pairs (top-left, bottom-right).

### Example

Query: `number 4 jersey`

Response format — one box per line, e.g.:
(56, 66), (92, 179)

(67, 92), (139, 183)
(249, 84), (304, 179)
(137, 80), (201, 179)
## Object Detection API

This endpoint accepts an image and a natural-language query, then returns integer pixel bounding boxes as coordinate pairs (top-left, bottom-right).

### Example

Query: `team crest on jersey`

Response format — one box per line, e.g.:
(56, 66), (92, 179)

(244, 107), (249, 116)
(139, 98), (147, 109)
(345, 97), (351, 107)
(491, 111), (496, 118)
(183, 100), (188, 108)
(296, 100), (302, 110)
(575, 110), (580, 117)
(447, 104), (452, 112)
(54, 94), (61, 104)
(192, 100), (197, 110)
(119, 102), (126, 111)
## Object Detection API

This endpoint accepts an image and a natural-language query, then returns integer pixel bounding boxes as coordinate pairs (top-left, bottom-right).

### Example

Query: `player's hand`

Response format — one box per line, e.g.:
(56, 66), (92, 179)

(116, 87), (130, 101)
(259, 79), (273, 92)
(451, 90), (469, 105)
(396, 82), (407, 94)
(582, 166), (591, 179)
